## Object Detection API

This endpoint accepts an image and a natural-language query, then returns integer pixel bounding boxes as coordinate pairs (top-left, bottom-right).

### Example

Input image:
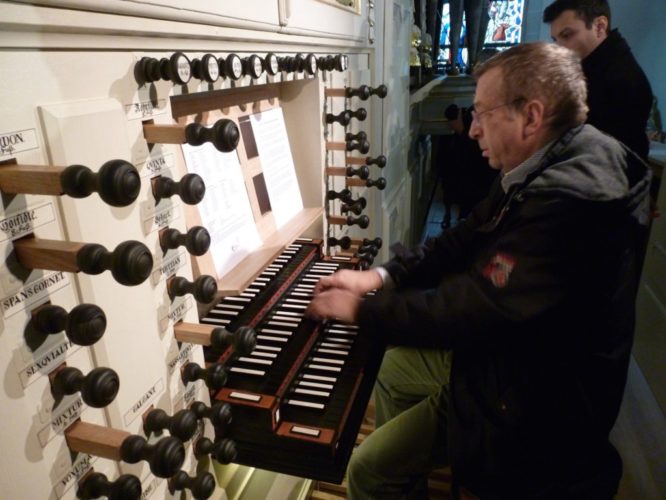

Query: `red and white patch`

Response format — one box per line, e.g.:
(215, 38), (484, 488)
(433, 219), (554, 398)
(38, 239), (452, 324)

(482, 253), (516, 288)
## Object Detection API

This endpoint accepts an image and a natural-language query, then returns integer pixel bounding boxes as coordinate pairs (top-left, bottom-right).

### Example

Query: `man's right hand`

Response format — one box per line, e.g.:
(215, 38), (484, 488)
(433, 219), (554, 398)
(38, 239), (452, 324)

(313, 269), (383, 296)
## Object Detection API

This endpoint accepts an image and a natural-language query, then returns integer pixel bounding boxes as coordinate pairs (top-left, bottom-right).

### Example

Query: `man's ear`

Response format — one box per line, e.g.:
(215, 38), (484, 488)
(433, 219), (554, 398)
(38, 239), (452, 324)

(594, 15), (609, 37)
(523, 100), (545, 138)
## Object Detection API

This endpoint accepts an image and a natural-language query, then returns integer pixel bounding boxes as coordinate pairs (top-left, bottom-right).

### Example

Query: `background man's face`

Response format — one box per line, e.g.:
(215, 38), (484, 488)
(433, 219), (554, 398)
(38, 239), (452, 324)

(550, 10), (604, 59)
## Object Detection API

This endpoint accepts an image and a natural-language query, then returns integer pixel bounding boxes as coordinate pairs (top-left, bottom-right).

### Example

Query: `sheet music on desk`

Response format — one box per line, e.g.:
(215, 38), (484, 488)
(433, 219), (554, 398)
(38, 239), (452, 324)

(250, 107), (303, 228)
(181, 143), (261, 278)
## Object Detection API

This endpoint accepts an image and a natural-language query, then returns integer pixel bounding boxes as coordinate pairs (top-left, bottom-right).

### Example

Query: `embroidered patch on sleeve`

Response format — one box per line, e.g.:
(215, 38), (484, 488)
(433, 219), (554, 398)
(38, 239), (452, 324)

(481, 253), (516, 288)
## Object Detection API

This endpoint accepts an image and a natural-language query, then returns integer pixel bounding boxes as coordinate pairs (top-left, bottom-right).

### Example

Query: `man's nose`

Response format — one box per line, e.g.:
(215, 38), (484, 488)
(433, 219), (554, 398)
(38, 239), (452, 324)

(469, 118), (481, 139)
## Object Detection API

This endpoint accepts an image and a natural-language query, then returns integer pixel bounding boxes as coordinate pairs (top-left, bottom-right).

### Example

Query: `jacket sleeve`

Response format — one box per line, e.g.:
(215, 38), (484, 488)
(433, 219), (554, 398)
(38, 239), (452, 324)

(358, 196), (591, 349)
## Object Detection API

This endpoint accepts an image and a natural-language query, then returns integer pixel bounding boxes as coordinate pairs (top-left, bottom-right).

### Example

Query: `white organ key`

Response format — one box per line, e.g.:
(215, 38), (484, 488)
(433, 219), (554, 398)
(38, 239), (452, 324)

(291, 292), (312, 298)
(296, 284), (315, 290)
(274, 310), (303, 317)
(252, 351), (277, 359)
(262, 271), (277, 276)
(301, 278), (319, 283)
(203, 317), (231, 325)
(326, 337), (353, 344)
(307, 363), (341, 373)
(211, 310), (239, 316)
(245, 287), (261, 293)
(275, 258), (289, 263)
(241, 292), (257, 298)
(313, 262), (338, 267)
(255, 277), (270, 282)
(285, 298), (310, 305)
(215, 303), (245, 310)
(319, 342), (350, 351)
(283, 304), (307, 310)
(308, 268), (333, 274)
(320, 342), (350, 350)
(230, 367), (265, 376)
(316, 348), (349, 356)
(257, 334), (289, 343)
(311, 357), (344, 365)
(302, 373), (337, 383)
(293, 388), (330, 398)
(286, 399), (325, 410)
(267, 265), (281, 270)
(271, 316), (300, 324)
(225, 296), (252, 303)
(237, 357), (272, 366)
(297, 380), (334, 390)
(260, 328), (292, 336)
(326, 328), (357, 336)
(254, 344), (282, 352)
(267, 320), (296, 327)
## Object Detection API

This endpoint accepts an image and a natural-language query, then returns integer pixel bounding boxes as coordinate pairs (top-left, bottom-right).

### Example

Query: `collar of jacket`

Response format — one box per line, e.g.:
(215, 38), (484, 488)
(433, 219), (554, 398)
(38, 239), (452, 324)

(582, 29), (630, 74)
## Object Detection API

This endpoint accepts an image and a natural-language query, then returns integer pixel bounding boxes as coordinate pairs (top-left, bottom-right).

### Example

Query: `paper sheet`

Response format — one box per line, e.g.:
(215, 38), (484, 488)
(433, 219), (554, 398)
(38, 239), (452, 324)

(249, 108), (304, 227)
(181, 143), (261, 278)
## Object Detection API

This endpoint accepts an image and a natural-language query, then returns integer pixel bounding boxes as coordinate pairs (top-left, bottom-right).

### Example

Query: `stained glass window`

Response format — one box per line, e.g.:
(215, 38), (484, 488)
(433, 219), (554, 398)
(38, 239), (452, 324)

(439, 0), (526, 69)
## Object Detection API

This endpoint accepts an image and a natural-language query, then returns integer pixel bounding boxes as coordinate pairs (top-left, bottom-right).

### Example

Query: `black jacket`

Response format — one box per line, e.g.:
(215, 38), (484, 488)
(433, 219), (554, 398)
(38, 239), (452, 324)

(358, 125), (651, 498)
(583, 29), (653, 160)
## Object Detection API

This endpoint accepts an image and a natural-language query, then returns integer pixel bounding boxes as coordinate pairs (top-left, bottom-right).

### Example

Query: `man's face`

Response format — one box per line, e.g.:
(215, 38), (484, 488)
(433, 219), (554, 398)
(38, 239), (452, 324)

(549, 9), (606, 59)
(469, 67), (525, 173)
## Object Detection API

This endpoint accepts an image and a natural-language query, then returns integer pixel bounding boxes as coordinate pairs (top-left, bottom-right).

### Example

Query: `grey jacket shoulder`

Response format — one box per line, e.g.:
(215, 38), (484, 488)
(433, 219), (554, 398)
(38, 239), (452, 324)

(526, 125), (650, 217)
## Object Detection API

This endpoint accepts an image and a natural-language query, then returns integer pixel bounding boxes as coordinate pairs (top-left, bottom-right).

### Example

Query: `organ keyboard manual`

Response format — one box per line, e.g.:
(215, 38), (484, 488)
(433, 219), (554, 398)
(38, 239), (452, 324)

(199, 239), (385, 482)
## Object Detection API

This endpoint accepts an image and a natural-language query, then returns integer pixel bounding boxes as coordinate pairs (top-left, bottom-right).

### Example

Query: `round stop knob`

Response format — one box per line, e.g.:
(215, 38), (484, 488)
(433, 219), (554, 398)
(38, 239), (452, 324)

(264, 52), (280, 76)
(194, 437), (237, 464)
(77, 472), (142, 500)
(168, 275), (218, 303)
(152, 173), (206, 205)
(169, 471), (216, 500)
(327, 236), (352, 249)
(159, 52), (192, 84)
(182, 362), (227, 390)
(185, 119), (240, 153)
(61, 160), (140, 207)
(51, 366), (119, 408)
(210, 325), (257, 356)
(190, 401), (233, 430)
(77, 241), (153, 286)
(143, 408), (199, 442)
(160, 226), (211, 256)
(219, 54), (243, 80)
(191, 53), (220, 83)
(366, 155), (387, 168)
(120, 435), (185, 478)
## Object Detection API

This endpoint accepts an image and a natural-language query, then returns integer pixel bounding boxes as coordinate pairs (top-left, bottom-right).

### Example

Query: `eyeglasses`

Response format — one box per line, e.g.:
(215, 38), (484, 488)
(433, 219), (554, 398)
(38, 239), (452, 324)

(471, 98), (525, 122)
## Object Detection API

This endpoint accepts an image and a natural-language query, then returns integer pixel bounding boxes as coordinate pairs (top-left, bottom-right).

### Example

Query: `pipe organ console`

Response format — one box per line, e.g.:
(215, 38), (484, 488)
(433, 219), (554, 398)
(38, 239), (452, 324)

(198, 240), (384, 482)
(0, 0), (405, 497)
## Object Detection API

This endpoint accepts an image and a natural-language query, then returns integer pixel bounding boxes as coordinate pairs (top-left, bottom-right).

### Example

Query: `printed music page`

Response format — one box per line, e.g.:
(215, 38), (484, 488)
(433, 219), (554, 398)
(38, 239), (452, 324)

(181, 143), (261, 278)
(249, 107), (304, 227)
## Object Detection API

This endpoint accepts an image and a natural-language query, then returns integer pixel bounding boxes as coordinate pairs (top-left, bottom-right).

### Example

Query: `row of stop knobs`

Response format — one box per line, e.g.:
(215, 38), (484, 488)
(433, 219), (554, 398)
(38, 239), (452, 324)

(135, 51), (349, 85)
(52, 324), (257, 499)
(68, 402), (236, 500)
(44, 321), (254, 410)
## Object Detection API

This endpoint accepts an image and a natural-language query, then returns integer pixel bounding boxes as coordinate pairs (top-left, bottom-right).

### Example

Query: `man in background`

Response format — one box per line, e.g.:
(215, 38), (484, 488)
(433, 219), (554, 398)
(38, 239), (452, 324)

(543, 0), (653, 160)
